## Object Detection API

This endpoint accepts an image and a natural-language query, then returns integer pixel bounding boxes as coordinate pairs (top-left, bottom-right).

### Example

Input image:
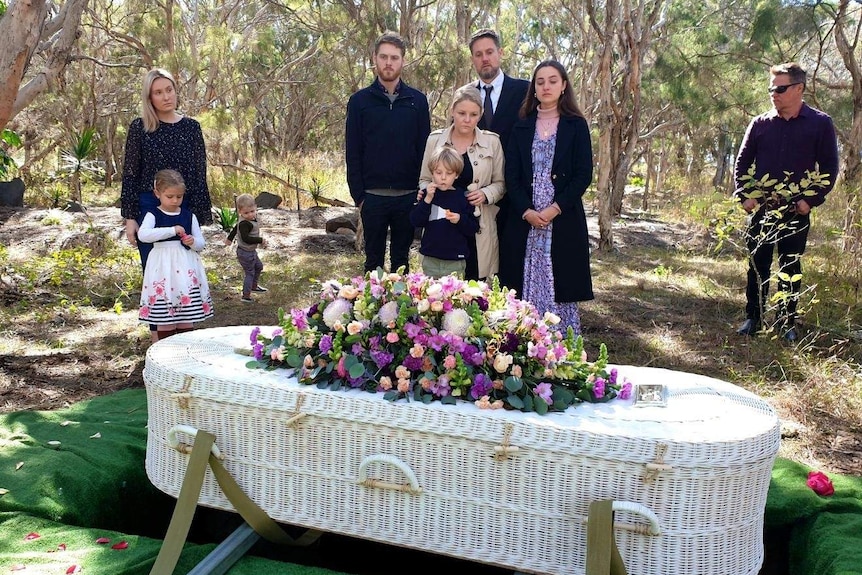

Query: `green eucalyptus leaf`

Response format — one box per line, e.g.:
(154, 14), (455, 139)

(348, 362), (366, 378)
(504, 376), (523, 392)
(535, 397), (549, 415)
(286, 352), (302, 368)
(507, 395), (524, 409)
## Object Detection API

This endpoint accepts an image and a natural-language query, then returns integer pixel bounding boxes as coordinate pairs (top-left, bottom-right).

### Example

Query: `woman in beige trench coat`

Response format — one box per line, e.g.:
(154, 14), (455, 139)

(418, 84), (505, 280)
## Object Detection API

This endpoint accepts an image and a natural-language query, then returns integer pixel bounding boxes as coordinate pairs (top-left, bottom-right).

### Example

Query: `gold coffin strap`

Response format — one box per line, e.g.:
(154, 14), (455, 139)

(586, 500), (629, 575)
(149, 430), (322, 575)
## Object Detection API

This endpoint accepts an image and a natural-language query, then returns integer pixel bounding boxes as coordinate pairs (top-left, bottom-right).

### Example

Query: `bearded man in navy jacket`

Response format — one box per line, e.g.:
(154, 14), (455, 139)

(346, 31), (431, 273)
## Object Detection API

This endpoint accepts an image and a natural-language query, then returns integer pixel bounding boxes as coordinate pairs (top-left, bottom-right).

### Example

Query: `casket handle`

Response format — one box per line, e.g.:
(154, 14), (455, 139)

(357, 454), (423, 495)
(590, 500), (661, 536)
(167, 425), (224, 460)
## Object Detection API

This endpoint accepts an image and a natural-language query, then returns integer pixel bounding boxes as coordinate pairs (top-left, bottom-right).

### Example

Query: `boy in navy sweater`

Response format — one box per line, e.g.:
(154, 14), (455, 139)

(410, 146), (479, 278)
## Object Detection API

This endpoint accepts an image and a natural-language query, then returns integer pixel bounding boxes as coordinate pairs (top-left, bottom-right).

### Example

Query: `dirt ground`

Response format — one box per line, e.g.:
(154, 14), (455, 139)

(0, 206), (358, 411)
(0, 204), (859, 477)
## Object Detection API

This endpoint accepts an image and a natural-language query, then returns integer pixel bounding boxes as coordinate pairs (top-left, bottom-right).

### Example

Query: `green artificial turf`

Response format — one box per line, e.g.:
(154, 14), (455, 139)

(0, 389), (173, 536)
(0, 511), (345, 575)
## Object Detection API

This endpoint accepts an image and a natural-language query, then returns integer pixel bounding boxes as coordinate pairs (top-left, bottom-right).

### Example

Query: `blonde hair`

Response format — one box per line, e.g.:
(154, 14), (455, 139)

(235, 194), (256, 210)
(428, 146), (464, 175)
(141, 68), (178, 133)
(154, 169), (185, 194)
(452, 84), (483, 112)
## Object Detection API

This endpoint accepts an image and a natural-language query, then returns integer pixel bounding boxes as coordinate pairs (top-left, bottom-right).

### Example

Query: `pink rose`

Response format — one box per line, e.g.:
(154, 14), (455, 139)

(806, 471), (834, 496)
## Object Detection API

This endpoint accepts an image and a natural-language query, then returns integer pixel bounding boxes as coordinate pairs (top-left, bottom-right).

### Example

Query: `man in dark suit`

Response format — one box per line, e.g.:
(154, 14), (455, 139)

(469, 29), (529, 276)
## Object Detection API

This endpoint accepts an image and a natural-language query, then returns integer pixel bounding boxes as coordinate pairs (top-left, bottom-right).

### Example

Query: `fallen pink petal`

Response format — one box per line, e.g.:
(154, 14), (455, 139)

(111, 541), (128, 550)
(65, 566), (81, 574)
(57, 543), (67, 551)
(10, 565), (25, 572)
(95, 537), (110, 544)
(23, 532), (40, 541)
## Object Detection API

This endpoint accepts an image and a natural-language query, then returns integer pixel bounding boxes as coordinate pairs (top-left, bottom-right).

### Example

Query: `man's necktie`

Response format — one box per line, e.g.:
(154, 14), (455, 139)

(482, 85), (494, 129)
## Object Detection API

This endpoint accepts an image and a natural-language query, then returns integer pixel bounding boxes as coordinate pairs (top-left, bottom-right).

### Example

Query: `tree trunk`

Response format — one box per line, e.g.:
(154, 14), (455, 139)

(834, 0), (862, 252)
(5, 0), (89, 130)
(589, 0), (618, 252)
(0, 0), (49, 132)
(643, 143), (654, 211)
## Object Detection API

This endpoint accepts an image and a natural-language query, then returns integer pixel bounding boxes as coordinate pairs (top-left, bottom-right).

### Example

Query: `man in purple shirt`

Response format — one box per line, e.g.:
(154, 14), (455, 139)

(733, 62), (839, 342)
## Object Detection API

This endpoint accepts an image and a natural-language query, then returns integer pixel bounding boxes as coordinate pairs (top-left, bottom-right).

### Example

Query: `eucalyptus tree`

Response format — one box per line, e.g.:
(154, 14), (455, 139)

(0, 0), (89, 134)
(580, 0), (671, 250)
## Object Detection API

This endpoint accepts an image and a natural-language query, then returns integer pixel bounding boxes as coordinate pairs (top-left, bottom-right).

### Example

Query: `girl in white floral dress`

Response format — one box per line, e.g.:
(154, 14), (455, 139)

(138, 169), (213, 341)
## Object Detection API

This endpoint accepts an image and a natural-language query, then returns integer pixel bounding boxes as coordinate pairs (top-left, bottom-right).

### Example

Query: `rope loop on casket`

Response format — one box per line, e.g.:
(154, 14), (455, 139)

(169, 375), (194, 410)
(284, 394), (307, 428)
(643, 443), (672, 483)
(493, 423), (520, 460)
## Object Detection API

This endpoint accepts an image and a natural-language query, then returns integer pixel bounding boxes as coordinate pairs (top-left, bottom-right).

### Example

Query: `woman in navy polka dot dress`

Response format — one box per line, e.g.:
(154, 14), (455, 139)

(121, 68), (212, 271)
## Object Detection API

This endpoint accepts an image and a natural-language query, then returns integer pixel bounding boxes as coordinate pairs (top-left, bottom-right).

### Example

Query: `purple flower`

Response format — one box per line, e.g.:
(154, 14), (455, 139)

(253, 342), (264, 360)
(403, 355), (423, 371)
(351, 343), (364, 355)
(319, 334), (333, 354)
(250, 326), (261, 346)
(430, 375), (451, 397)
(470, 373), (493, 399)
(609, 368), (618, 385)
(535, 382), (553, 405)
(428, 333), (447, 352)
(307, 303), (319, 317)
(370, 349), (394, 369)
(594, 377), (606, 399)
(291, 308), (309, 331)
(405, 322), (423, 338)
(619, 380), (632, 400)
(501, 331), (519, 353)
(476, 297), (489, 311)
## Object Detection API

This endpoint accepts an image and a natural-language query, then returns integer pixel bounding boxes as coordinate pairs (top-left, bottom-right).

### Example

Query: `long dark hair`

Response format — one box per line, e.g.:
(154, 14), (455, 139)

(519, 60), (584, 119)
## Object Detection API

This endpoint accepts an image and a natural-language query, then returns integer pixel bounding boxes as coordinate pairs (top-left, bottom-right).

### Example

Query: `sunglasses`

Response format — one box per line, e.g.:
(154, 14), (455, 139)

(768, 82), (802, 95)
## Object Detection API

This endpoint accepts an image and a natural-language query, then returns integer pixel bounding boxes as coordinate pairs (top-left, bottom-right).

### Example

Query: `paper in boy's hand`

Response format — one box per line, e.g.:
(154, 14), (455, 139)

(429, 205), (447, 221)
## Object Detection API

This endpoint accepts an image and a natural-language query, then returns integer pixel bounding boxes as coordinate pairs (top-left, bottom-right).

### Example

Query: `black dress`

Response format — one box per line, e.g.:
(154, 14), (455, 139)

(121, 116), (212, 226)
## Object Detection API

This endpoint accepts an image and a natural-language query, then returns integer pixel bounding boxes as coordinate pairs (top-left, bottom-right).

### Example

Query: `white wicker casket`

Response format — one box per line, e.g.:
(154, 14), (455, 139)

(145, 327), (780, 575)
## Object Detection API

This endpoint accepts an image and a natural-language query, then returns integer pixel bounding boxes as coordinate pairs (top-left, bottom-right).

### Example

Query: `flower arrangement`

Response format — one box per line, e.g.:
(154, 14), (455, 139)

(247, 270), (631, 414)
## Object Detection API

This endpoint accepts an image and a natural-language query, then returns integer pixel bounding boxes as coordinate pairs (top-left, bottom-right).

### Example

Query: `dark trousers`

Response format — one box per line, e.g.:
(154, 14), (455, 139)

(237, 247), (263, 296)
(744, 211), (810, 324)
(465, 234), (479, 280)
(361, 193), (415, 273)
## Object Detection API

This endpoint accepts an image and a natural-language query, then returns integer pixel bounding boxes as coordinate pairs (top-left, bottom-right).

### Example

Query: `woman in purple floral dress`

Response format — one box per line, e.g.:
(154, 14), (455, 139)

(499, 60), (594, 332)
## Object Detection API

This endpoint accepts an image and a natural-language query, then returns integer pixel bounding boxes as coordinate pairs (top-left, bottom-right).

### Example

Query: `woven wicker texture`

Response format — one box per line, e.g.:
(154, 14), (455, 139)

(145, 327), (780, 575)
